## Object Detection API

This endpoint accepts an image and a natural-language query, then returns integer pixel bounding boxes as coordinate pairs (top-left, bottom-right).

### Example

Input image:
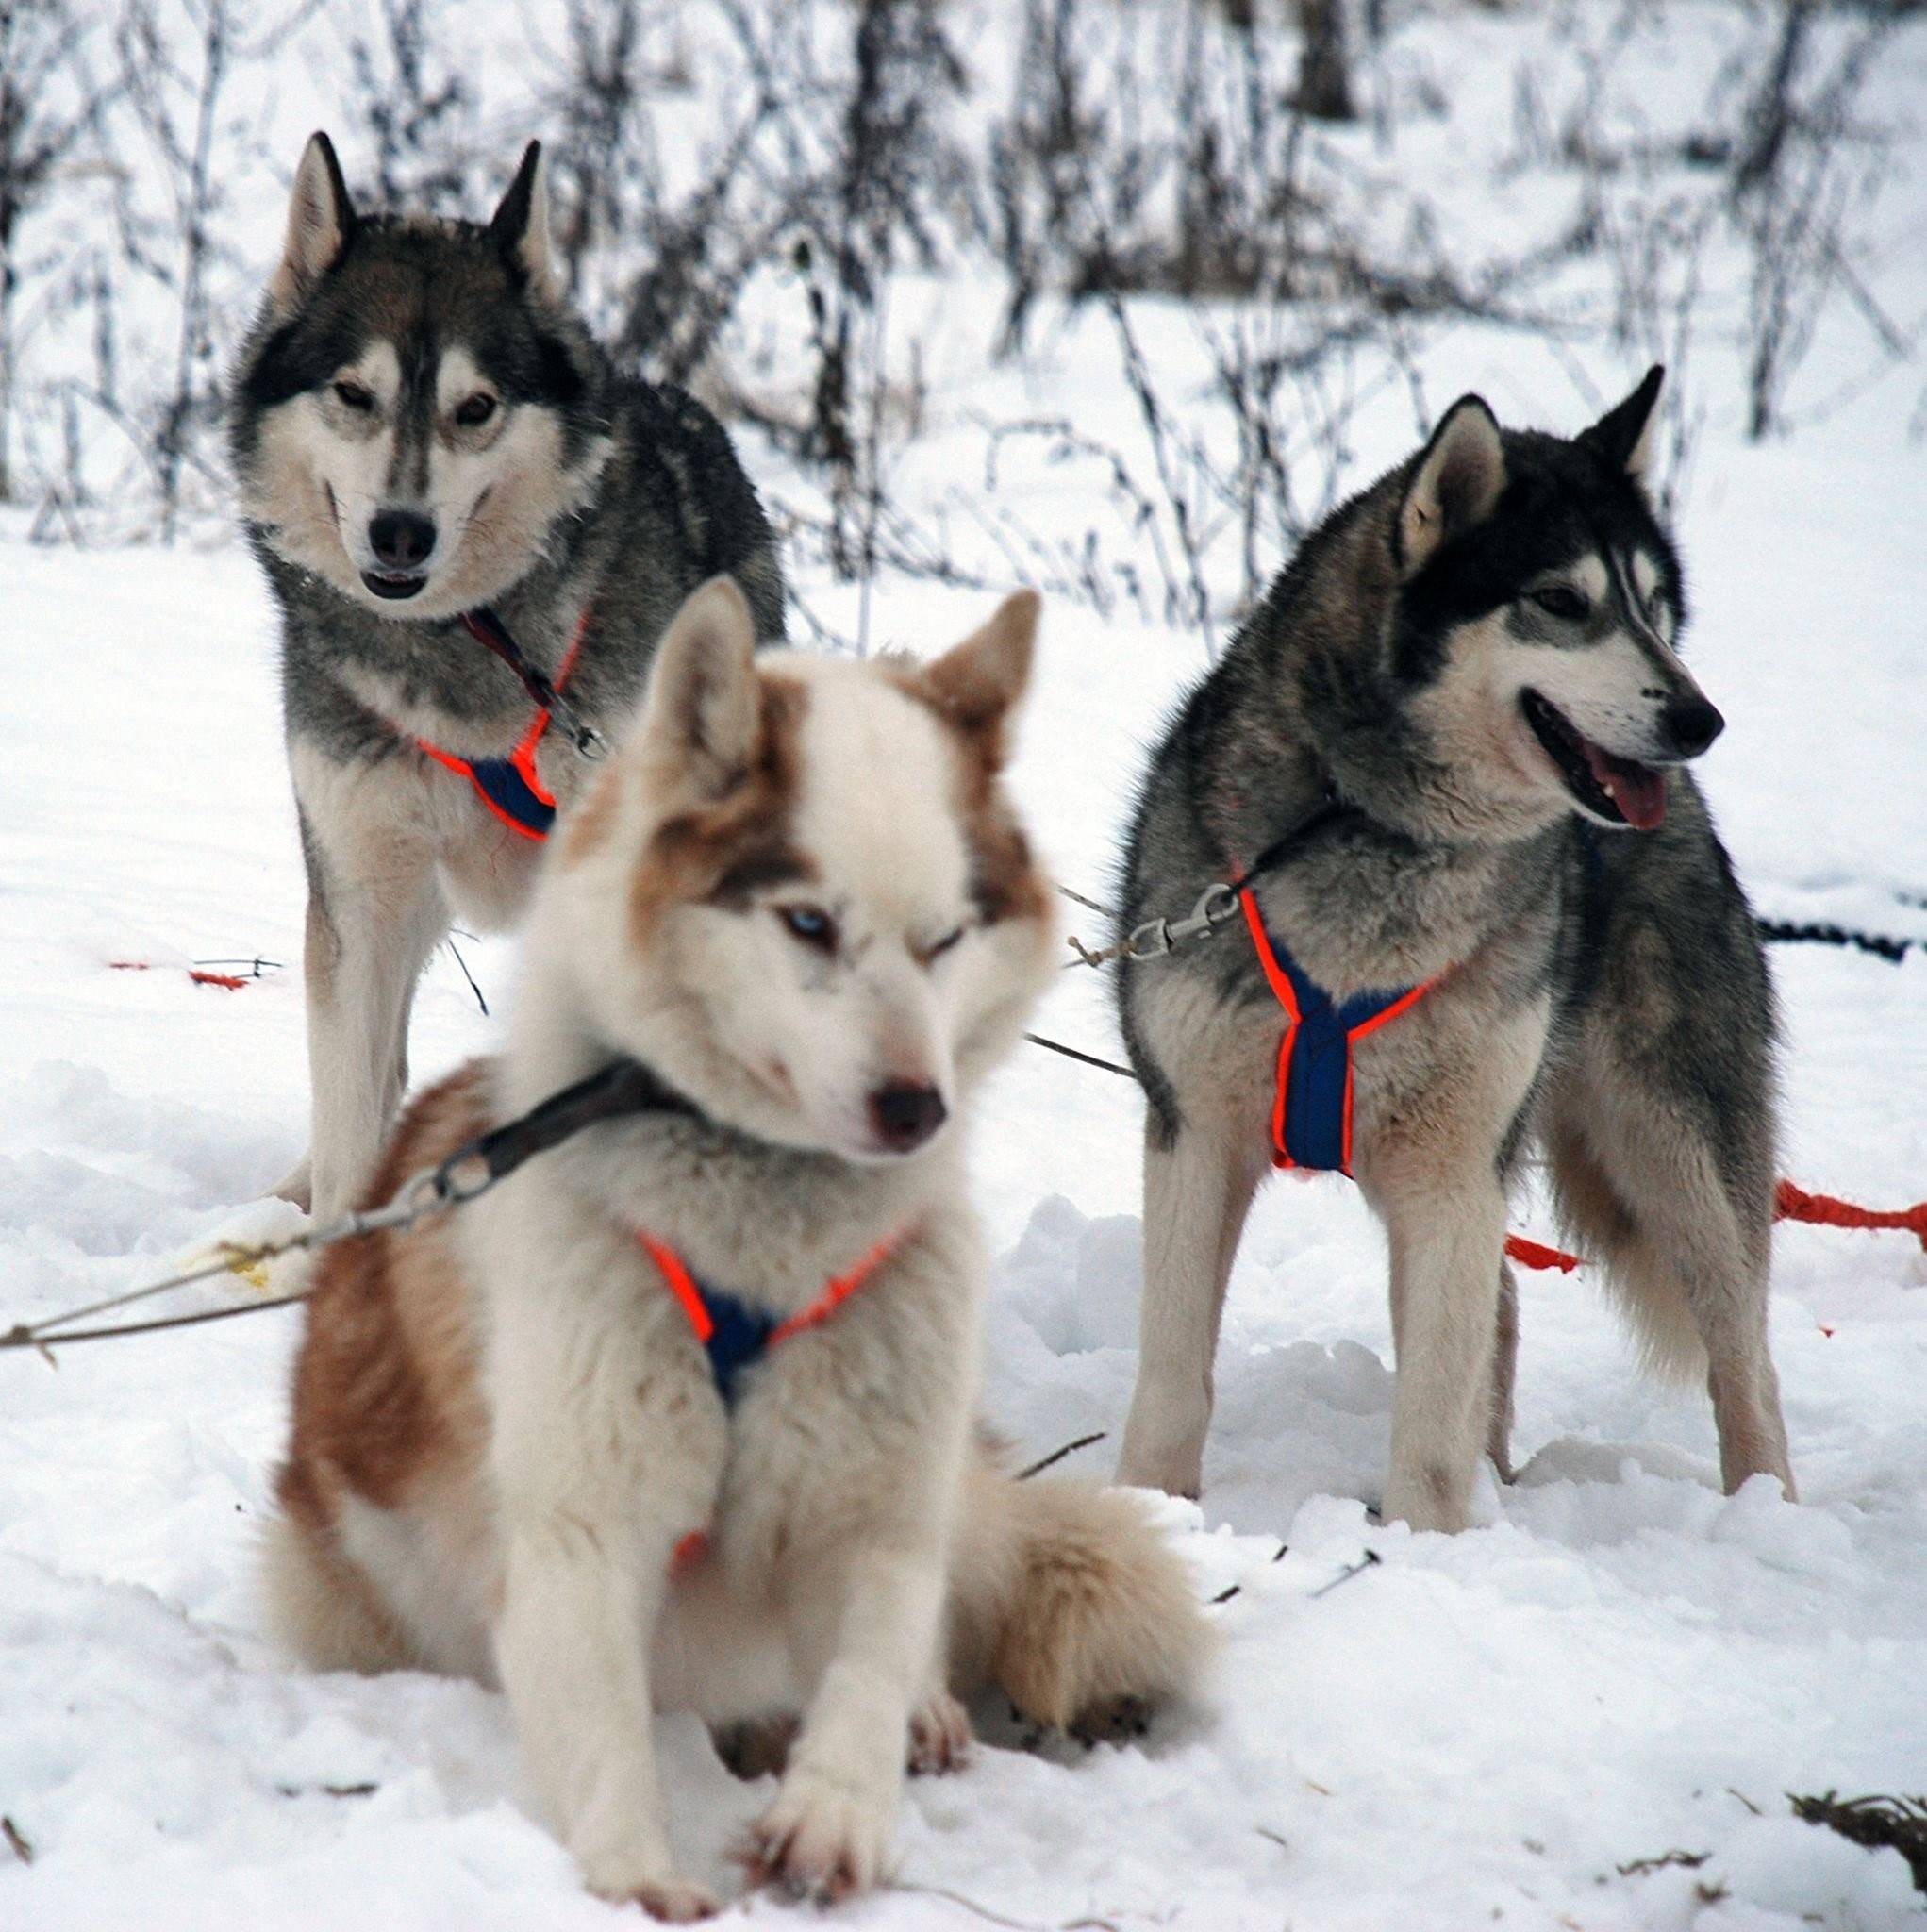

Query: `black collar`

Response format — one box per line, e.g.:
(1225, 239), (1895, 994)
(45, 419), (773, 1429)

(435, 1058), (702, 1200)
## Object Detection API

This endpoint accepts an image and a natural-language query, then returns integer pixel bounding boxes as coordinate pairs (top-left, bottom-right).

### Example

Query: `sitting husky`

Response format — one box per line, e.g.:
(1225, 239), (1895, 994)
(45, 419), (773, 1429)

(268, 581), (1210, 1916)
(230, 134), (784, 1220)
(1114, 371), (1793, 1532)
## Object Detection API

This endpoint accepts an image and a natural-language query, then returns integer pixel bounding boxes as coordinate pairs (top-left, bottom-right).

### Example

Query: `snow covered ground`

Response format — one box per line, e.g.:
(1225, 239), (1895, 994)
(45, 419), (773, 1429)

(5, 3), (1927, 1926)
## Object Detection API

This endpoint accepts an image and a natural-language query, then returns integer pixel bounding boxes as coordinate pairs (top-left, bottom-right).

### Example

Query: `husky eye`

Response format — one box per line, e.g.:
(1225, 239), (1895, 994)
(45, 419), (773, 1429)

(332, 380), (374, 412)
(922, 924), (966, 964)
(454, 392), (498, 428)
(1531, 585), (1590, 622)
(779, 905), (839, 953)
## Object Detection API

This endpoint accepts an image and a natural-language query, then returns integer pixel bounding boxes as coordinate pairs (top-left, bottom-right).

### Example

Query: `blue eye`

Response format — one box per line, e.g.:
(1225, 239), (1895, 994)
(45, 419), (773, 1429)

(780, 905), (838, 951)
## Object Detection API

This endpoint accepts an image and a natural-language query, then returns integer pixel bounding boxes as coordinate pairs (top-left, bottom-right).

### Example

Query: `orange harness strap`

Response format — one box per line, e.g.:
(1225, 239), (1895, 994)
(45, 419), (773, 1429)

(638, 1226), (909, 1573)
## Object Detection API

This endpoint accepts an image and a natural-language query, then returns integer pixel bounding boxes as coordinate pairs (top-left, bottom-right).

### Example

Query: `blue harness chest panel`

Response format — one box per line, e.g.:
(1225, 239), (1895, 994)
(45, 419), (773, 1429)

(690, 1283), (780, 1405)
(639, 1230), (899, 1407)
(466, 757), (557, 838)
(1238, 889), (1434, 1175)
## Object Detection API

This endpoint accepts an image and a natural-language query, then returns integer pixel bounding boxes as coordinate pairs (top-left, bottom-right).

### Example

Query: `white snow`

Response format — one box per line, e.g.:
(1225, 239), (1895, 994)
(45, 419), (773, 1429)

(4, 2), (1927, 1926)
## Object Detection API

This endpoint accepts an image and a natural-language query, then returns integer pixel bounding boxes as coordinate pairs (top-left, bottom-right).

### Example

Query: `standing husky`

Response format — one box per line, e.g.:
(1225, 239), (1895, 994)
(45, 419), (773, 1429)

(230, 133), (784, 1220)
(1114, 371), (1793, 1533)
(268, 581), (1210, 1917)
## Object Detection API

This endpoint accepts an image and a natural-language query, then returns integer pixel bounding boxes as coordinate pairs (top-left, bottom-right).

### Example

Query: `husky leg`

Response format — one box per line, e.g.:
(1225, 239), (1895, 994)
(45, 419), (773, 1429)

(1487, 1260), (1520, 1483)
(752, 1535), (949, 1900)
(489, 1295), (724, 1919)
(291, 770), (448, 1222)
(1544, 1100), (1792, 1499)
(1118, 1114), (1267, 1498)
(1366, 1160), (1508, 1533)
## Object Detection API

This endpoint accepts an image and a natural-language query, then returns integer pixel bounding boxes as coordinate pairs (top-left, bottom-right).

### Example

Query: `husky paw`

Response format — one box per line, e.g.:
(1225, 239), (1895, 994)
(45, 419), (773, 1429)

(1069, 1691), (1152, 1747)
(1115, 1433), (1204, 1503)
(908, 1690), (972, 1774)
(746, 1763), (896, 1903)
(578, 1836), (718, 1921)
(625, 1877), (721, 1923)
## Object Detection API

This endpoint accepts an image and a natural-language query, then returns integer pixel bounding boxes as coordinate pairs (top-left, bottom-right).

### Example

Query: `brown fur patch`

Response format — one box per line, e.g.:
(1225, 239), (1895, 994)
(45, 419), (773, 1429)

(277, 1063), (493, 1534)
(877, 659), (1050, 930)
(557, 761), (624, 871)
(629, 672), (810, 945)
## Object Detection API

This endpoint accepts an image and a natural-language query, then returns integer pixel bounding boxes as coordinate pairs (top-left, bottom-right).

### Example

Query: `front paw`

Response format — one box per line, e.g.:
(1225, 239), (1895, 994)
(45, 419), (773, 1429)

(577, 1837), (719, 1921)
(747, 1762), (898, 1903)
(908, 1690), (972, 1774)
(625, 1877), (721, 1923)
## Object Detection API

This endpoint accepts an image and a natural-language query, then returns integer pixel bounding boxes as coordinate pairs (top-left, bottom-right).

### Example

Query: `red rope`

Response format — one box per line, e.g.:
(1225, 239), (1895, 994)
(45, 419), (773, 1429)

(1774, 1178), (1927, 1253)
(1504, 1234), (1583, 1274)
(1504, 1179), (1927, 1272)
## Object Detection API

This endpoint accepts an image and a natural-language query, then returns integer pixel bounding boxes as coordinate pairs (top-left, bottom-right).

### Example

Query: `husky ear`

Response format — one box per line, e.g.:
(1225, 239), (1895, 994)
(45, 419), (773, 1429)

(269, 132), (355, 313)
(920, 591), (1039, 772)
(489, 141), (560, 300)
(639, 576), (762, 796)
(1583, 365), (1664, 480)
(1395, 395), (1506, 575)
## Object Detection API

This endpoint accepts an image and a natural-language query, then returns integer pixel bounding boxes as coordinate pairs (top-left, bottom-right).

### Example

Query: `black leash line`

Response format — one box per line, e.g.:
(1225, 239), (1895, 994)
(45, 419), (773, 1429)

(1, 1059), (694, 1357)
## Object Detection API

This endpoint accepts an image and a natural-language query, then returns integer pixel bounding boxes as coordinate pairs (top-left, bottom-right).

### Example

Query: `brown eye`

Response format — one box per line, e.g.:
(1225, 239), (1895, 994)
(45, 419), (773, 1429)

(923, 925), (965, 963)
(1531, 585), (1589, 622)
(332, 380), (374, 411)
(454, 392), (498, 428)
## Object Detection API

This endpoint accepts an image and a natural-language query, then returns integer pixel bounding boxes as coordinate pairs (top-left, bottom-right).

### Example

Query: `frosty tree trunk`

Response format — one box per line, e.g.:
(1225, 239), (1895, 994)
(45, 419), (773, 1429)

(1297, 0), (1354, 123)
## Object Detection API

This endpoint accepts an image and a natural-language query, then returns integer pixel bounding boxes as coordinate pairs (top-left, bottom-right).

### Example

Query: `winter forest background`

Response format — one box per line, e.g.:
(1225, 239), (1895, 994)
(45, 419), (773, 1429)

(3, 3), (1927, 1928)
(2, 0), (1920, 635)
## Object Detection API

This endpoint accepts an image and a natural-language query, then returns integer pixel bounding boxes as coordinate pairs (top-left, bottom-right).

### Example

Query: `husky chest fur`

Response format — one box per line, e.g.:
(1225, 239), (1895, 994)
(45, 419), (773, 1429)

(270, 582), (1211, 1917)
(1115, 372), (1791, 1533)
(230, 133), (784, 1220)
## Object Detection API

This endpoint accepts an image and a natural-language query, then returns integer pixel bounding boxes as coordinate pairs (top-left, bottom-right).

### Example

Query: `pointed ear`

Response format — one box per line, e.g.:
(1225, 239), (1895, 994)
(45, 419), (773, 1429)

(488, 141), (559, 300)
(1395, 395), (1506, 575)
(1584, 365), (1665, 480)
(268, 132), (354, 313)
(637, 577), (762, 798)
(920, 591), (1039, 771)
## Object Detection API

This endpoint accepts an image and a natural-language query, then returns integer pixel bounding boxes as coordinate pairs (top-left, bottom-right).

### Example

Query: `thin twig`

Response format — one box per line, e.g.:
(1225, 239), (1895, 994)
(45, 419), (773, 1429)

(1307, 1549), (1380, 1599)
(1017, 1430), (1106, 1480)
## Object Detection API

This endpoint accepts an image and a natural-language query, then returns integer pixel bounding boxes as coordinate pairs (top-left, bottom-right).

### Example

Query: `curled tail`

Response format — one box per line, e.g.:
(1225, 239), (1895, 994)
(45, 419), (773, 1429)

(947, 1442), (1214, 1737)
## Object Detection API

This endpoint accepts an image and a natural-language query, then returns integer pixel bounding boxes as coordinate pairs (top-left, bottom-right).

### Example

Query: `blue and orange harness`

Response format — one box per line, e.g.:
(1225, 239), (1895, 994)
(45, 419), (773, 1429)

(637, 1227), (905, 1573)
(414, 608), (592, 841)
(1238, 889), (1436, 1175)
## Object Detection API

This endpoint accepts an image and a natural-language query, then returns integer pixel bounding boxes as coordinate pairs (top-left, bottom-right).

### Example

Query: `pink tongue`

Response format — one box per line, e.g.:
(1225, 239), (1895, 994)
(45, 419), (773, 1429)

(1586, 743), (1668, 830)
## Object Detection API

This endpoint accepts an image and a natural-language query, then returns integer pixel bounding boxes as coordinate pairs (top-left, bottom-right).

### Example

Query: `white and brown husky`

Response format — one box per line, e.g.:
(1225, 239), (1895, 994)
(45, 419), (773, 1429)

(267, 581), (1211, 1918)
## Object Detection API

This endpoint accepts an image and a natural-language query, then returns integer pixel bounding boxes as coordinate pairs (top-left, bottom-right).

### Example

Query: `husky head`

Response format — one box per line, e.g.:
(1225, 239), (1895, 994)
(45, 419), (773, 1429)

(230, 132), (610, 621)
(543, 579), (1057, 1164)
(1359, 369), (1718, 838)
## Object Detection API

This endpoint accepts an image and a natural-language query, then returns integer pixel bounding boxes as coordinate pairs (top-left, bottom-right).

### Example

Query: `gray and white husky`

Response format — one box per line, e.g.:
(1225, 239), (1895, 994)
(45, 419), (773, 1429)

(269, 581), (1210, 1915)
(229, 133), (784, 1219)
(1114, 371), (1793, 1533)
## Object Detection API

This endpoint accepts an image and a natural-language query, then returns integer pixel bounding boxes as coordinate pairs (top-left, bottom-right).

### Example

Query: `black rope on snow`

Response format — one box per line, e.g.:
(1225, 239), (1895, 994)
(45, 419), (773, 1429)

(1757, 920), (1916, 964)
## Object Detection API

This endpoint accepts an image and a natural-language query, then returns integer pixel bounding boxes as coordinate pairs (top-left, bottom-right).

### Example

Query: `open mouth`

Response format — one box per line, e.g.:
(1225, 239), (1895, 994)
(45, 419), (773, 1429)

(1520, 690), (1668, 831)
(360, 569), (428, 602)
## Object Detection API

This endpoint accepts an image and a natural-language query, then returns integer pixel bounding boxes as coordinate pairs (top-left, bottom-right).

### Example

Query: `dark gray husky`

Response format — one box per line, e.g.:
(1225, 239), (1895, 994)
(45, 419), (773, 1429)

(230, 134), (784, 1218)
(1114, 372), (1792, 1531)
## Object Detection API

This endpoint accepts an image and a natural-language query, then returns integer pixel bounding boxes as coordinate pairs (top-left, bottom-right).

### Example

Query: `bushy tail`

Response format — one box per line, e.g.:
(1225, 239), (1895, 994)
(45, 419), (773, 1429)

(946, 1443), (1214, 1736)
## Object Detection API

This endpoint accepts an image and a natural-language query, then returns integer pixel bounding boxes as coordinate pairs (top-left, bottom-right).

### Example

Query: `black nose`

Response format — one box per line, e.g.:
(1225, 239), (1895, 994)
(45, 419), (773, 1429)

(869, 1081), (947, 1153)
(368, 508), (436, 573)
(1664, 693), (1725, 758)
